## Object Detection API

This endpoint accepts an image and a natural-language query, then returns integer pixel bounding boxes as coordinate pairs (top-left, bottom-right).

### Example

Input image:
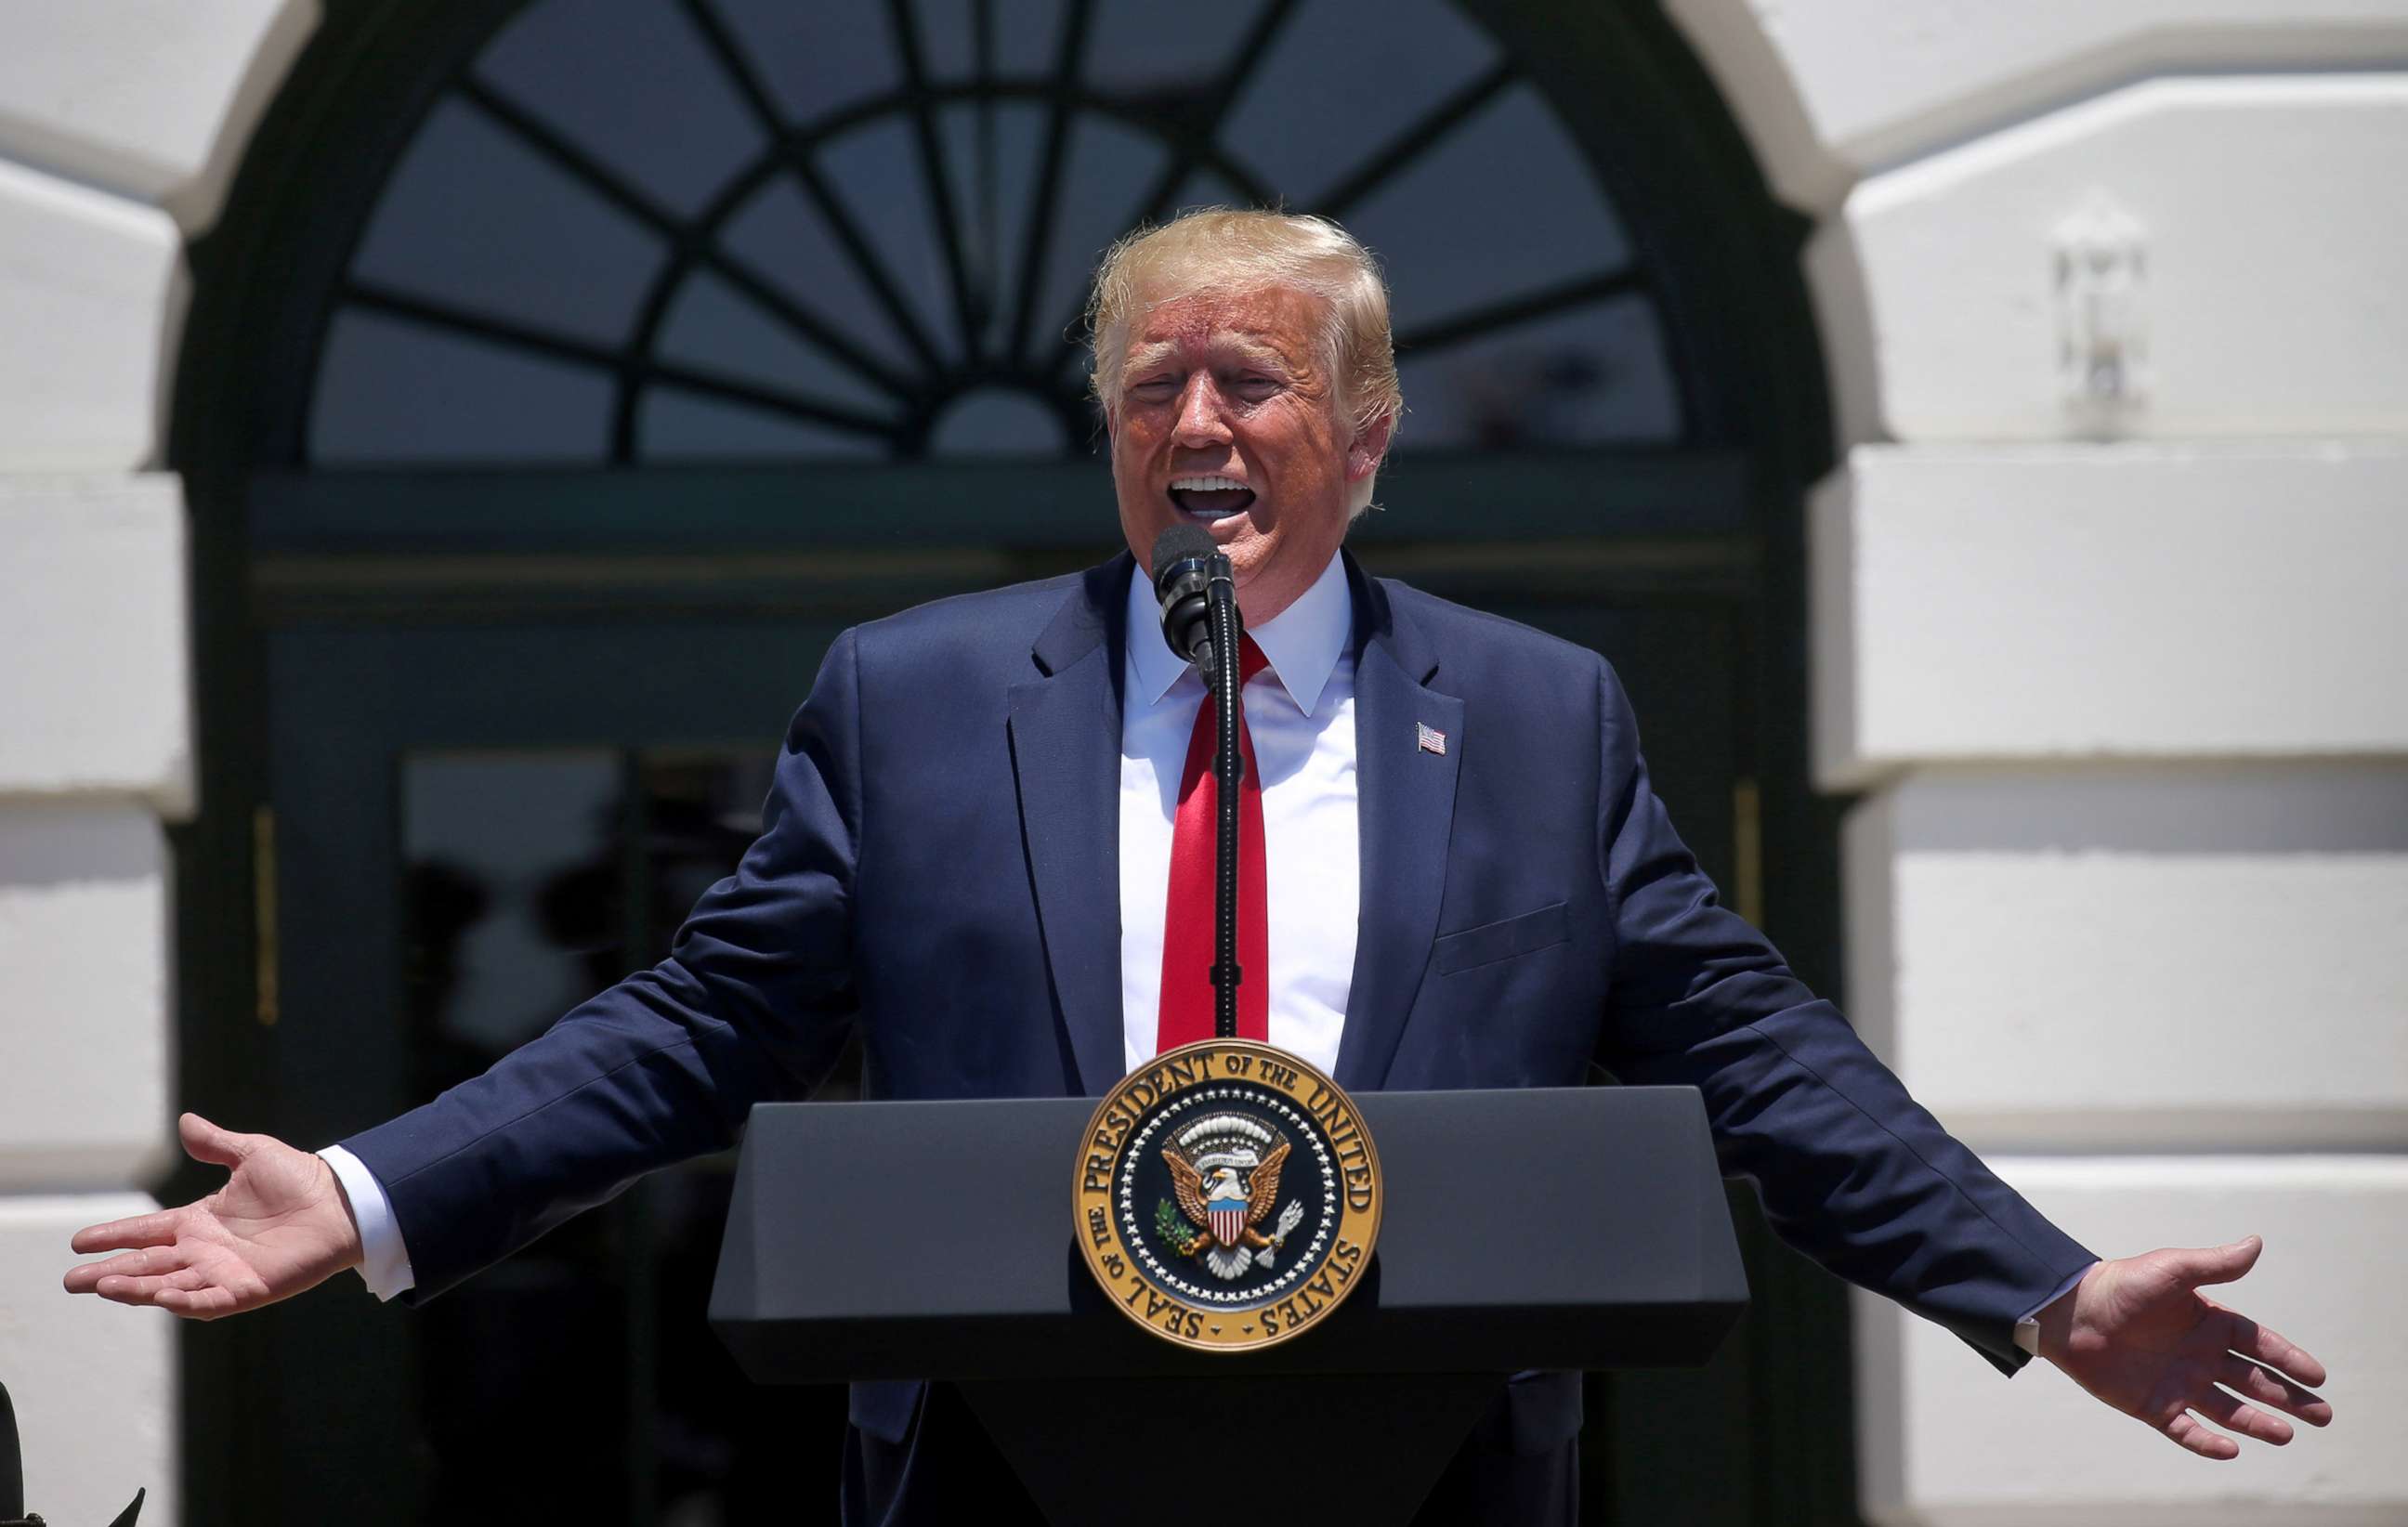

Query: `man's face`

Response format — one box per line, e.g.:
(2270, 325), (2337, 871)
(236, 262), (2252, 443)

(1107, 281), (1388, 623)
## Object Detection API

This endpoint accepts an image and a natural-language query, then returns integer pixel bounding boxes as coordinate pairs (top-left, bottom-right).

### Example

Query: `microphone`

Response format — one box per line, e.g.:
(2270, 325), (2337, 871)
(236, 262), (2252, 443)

(1149, 525), (1229, 676)
(1149, 525), (1249, 1039)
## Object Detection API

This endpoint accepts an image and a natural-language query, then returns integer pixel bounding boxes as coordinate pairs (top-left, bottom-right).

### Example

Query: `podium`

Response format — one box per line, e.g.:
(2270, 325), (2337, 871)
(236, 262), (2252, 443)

(710, 1086), (1746, 1523)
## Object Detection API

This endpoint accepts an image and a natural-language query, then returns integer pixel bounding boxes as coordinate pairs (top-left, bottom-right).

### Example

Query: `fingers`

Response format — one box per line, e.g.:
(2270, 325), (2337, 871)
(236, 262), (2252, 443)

(178, 1112), (258, 1168)
(2191, 1385), (2294, 1447)
(95, 1270), (252, 1321)
(153, 1285), (243, 1319)
(2159, 1411), (2241, 1462)
(2168, 1234), (2262, 1288)
(2147, 1345), (2331, 1459)
(64, 1244), (187, 1294)
(2215, 1306), (2330, 1390)
(94, 1268), (211, 1304)
(68, 1208), (181, 1256)
(2218, 1354), (2333, 1428)
(77, 1244), (267, 1320)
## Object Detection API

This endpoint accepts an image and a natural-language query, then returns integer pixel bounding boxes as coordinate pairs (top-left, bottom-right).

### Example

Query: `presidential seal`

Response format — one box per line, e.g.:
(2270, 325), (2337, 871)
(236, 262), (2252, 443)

(1074, 1038), (1381, 1351)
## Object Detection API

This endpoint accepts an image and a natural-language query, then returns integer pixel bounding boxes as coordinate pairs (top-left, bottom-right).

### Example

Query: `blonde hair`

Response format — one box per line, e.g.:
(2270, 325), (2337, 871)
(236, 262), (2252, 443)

(1085, 208), (1403, 461)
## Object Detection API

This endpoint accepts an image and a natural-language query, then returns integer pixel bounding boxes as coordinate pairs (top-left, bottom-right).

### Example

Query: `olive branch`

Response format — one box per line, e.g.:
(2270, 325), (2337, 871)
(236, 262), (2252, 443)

(1153, 1199), (1198, 1254)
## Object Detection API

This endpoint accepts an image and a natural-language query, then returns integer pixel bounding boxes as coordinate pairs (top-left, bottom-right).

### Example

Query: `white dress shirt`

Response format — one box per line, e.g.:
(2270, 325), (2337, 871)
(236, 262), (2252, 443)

(1119, 552), (1359, 1075)
(327, 553), (1363, 1302)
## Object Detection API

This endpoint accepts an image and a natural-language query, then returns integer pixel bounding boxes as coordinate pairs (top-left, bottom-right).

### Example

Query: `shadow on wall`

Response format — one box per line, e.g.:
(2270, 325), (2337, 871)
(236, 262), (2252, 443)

(0, 1379), (146, 1527)
(0, 810), (157, 891)
(1882, 764), (2408, 855)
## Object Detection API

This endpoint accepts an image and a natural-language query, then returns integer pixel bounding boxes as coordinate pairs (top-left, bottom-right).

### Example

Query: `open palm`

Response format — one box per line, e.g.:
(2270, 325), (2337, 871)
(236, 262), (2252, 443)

(62, 1113), (362, 1320)
(2047, 1236), (2332, 1459)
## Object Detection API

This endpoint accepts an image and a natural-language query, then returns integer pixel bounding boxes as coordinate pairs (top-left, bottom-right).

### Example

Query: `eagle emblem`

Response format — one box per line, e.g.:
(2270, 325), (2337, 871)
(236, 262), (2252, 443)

(1158, 1113), (1308, 1280)
(1077, 1038), (1382, 1351)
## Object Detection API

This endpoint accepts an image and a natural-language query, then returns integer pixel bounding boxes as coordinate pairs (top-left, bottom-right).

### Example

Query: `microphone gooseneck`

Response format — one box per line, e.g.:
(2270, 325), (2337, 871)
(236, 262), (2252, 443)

(1147, 527), (1248, 1040)
(1205, 568), (1244, 1039)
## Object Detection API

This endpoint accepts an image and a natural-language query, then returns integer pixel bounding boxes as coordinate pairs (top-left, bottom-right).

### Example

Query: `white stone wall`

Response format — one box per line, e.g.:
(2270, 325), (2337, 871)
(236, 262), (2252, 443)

(1671, 3), (2408, 1520)
(0, 5), (319, 1522)
(2, 2), (2398, 1522)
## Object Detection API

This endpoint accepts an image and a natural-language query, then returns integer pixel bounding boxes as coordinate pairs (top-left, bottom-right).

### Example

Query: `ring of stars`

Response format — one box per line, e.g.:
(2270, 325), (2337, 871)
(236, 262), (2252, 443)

(1116, 1082), (1341, 1308)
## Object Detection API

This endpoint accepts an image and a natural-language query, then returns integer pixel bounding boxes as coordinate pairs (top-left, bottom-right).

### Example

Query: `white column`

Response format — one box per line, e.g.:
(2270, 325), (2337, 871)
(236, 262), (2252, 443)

(0, 6), (319, 1521)
(1662, 8), (2408, 1521)
(0, 186), (187, 1527)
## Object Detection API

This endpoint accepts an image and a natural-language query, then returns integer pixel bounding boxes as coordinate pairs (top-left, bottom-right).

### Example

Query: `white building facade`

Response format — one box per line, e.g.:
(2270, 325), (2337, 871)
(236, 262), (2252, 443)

(1, 1), (2401, 1520)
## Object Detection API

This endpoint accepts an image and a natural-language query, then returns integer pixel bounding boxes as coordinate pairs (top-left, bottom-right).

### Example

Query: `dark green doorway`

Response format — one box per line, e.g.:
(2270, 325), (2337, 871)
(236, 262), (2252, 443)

(171, 0), (1847, 1520)
(262, 614), (849, 1520)
(232, 501), (1846, 1523)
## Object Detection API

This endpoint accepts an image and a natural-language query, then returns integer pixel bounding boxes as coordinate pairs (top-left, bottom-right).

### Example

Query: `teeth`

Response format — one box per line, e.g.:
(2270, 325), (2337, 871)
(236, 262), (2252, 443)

(1171, 475), (1249, 492)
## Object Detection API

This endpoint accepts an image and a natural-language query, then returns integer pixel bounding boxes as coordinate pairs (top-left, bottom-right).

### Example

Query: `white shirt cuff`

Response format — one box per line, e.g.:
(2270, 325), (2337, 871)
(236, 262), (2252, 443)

(319, 1144), (418, 1301)
(2013, 1260), (2097, 1356)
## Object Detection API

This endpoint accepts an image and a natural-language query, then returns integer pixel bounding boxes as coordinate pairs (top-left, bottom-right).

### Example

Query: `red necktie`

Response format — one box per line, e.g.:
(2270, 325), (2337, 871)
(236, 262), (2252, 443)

(1156, 638), (1272, 1052)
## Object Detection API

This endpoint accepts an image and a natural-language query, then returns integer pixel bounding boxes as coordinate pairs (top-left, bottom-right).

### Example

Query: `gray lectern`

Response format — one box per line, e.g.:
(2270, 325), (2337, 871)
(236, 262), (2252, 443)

(709, 1086), (1746, 1524)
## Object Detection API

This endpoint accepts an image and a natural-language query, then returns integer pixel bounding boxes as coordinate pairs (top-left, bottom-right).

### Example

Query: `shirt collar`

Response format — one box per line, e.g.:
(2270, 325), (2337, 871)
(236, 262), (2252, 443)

(1124, 551), (1351, 716)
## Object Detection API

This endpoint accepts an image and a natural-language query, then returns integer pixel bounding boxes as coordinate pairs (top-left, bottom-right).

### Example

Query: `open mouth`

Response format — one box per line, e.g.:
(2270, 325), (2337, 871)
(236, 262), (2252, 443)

(1168, 474), (1256, 521)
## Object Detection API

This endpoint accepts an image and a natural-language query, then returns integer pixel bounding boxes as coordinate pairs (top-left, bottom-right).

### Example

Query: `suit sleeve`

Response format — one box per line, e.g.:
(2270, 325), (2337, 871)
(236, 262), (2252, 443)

(341, 631), (869, 1303)
(1590, 659), (2093, 1374)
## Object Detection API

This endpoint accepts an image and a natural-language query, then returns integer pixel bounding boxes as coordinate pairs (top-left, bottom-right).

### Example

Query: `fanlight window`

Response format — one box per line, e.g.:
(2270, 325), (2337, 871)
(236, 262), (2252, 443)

(309, 0), (1682, 465)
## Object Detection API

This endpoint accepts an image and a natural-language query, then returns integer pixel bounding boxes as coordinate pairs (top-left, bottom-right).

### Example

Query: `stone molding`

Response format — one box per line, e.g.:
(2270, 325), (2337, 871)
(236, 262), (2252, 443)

(0, 0), (321, 232)
(1814, 441), (2408, 783)
(1665, 0), (2408, 211)
(0, 476), (192, 812)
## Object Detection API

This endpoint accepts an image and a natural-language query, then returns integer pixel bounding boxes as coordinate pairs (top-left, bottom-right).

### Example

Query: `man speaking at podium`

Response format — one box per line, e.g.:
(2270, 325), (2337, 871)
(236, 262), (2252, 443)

(65, 211), (2329, 1522)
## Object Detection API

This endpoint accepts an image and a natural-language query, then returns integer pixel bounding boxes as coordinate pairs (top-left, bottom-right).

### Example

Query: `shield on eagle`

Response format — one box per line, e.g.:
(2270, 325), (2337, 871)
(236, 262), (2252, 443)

(1208, 1195), (1247, 1248)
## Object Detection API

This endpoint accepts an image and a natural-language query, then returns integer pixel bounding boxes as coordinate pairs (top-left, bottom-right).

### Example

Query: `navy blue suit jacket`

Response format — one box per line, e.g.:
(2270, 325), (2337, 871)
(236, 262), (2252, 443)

(347, 552), (2092, 1508)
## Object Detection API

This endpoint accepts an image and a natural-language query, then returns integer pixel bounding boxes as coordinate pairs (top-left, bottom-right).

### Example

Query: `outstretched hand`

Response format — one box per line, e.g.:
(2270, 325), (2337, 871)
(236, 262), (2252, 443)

(63, 1113), (364, 1320)
(2039, 1235), (2332, 1459)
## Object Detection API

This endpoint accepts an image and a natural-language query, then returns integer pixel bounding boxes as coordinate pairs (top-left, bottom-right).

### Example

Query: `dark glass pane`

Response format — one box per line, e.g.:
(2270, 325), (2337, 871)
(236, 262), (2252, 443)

(928, 387), (1073, 456)
(1081, 0), (1263, 99)
(818, 118), (960, 359)
(350, 98), (667, 350)
(1219, 0), (1500, 198)
(402, 749), (626, 1098)
(400, 750), (634, 1517)
(479, 0), (767, 219)
(631, 750), (776, 969)
(1167, 168), (1250, 215)
(1342, 83), (1632, 332)
(713, 0), (904, 120)
(718, 177), (925, 372)
(655, 268), (900, 415)
(626, 749), (855, 1520)
(399, 747), (844, 1521)
(1396, 293), (1680, 449)
(639, 385), (892, 460)
(915, 0), (1063, 81)
(937, 99), (1050, 349)
(313, 309), (615, 465)
(1029, 115), (1169, 350)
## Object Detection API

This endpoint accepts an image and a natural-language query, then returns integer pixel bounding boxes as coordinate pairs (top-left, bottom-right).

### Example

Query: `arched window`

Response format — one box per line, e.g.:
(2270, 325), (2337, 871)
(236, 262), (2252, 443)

(306, 0), (1682, 466)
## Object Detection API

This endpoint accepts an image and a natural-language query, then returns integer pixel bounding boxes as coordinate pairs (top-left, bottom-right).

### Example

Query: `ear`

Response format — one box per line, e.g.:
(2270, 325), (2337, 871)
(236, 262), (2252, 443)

(1344, 411), (1394, 482)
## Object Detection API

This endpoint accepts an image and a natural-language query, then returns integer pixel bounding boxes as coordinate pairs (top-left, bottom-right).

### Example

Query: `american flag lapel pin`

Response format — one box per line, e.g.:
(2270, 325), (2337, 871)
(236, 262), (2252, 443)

(1416, 722), (1447, 756)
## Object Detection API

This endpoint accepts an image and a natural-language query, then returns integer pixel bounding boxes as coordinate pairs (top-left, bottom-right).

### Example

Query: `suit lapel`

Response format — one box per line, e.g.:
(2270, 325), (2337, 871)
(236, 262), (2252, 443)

(1334, 558), (1461, 1090)
(1008, 557), (1132, 1097)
